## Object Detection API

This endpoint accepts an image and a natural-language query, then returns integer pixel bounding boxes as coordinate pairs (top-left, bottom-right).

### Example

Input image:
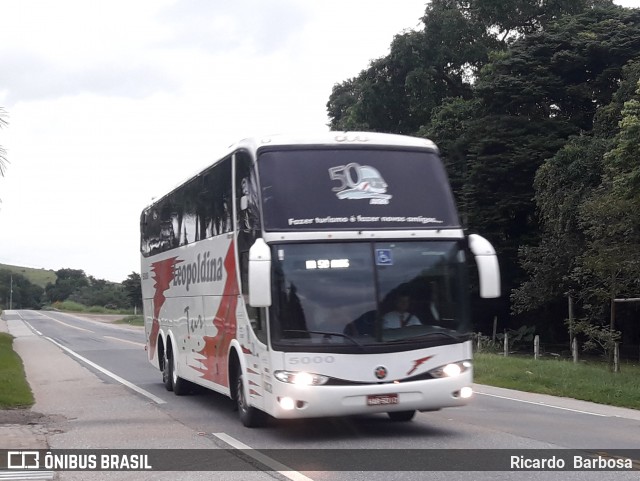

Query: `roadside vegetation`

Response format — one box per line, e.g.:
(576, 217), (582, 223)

(0, 267), (141, 314)
(48, 300), (135, 315)
(48, 301), (144, 325)
(115, 315), (144, 327)
(474, 352), (640, 410)
(0, 332), (34, 408)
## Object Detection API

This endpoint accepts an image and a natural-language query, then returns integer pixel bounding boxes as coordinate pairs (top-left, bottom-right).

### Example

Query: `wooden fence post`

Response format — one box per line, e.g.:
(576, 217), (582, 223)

(534, 335), (540, 360)
(572, 337), (578, 363)
(503, 332), (509, 357)
(492, 316), (497, 342)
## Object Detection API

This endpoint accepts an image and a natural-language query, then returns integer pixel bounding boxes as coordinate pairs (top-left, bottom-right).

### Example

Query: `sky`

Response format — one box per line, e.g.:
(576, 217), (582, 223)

(0, 1), (639, 283)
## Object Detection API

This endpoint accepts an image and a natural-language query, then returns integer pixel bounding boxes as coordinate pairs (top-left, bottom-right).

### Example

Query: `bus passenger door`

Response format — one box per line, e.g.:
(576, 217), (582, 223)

(234, 150), (269, 411)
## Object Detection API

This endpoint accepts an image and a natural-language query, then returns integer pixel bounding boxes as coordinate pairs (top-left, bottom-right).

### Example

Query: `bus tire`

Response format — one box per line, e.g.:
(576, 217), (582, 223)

(162, 350), (173, 392)
(387, 410), (416, 422)
(170, 349), (189, 396)
(236, 372), (265, 428)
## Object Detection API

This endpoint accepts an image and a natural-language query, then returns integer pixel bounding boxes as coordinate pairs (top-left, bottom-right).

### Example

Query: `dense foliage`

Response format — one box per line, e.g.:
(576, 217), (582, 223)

(0, 270), (44, 309)
(327, 1), (640, 348)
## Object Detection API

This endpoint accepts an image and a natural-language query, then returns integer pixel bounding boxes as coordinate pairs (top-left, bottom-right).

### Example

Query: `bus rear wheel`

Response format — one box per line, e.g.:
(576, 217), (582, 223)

(170, 351), (189, 396)
(387, 410), (416, 422)
(163, 347), (189, 395)
(162, 351), (173, 391)
(236, 372), (265, 428)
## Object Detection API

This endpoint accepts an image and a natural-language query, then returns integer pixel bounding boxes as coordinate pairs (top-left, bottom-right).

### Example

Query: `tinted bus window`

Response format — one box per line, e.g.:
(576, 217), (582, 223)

(258, 148), (459, 232)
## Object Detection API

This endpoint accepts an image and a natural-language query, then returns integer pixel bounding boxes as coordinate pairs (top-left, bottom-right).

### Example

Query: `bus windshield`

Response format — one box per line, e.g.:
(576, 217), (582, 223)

(270, 241), (470, 352)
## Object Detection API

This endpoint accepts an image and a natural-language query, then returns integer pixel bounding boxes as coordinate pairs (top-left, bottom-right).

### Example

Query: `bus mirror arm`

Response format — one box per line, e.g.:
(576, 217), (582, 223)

(248, 238), (272, 307)
(467, 234), (501, 299)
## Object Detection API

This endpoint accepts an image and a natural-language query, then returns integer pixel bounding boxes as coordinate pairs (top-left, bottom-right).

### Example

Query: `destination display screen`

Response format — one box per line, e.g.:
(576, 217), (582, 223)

(258, 148), (460, 231)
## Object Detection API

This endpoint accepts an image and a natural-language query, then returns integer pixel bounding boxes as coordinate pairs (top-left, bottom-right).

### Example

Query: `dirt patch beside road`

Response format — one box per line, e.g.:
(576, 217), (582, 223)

(0, 408), (49, 425)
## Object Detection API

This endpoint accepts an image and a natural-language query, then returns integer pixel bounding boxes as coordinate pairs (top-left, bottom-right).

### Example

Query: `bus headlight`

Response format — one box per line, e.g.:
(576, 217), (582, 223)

(279, 397), (296, 410)
(274, 370), (329, 386)
(428, 361), (471, 378)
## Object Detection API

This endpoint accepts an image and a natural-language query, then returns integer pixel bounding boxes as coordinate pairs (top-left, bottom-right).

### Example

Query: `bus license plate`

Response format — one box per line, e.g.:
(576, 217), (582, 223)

(367, 394), (399, 406)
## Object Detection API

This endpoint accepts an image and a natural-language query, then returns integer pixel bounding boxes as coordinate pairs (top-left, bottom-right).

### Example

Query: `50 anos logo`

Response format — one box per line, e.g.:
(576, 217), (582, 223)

(328, 163), (392, 205)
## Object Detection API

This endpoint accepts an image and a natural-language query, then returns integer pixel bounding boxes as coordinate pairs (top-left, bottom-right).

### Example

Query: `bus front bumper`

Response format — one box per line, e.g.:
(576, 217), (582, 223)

(267, 371), (473, 419)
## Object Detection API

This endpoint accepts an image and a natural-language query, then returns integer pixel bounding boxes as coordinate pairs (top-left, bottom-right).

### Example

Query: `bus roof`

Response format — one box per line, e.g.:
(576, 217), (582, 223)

(142, 132), (439, 212)
(232, 131), (439, 153)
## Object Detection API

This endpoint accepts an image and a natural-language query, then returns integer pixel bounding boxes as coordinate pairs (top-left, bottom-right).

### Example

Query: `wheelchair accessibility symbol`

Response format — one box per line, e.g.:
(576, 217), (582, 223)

(376, 249), (393, 266)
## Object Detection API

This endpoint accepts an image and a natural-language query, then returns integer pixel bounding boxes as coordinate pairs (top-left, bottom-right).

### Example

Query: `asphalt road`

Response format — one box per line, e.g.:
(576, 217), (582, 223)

(5, 309), (640, 481)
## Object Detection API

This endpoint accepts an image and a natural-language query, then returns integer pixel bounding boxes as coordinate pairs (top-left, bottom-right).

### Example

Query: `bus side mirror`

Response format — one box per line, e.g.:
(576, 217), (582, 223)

(248, 238), (272, 307)
(468, 234), (501, 298)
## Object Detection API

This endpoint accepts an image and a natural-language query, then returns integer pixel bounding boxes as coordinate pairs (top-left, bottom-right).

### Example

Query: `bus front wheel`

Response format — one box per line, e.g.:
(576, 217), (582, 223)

(236, 372), (265, 428)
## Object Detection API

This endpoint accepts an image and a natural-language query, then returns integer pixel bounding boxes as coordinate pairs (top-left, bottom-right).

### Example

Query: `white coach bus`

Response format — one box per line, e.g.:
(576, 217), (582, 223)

(140, 132), (500, 427)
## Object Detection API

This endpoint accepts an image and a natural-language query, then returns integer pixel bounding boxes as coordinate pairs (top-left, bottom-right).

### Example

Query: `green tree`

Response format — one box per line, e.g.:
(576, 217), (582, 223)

(467, 0), (611, 38)
(475, 6), (640, 131)
(68, 276), (128, 309)
(512, 135), (609, 313)
(514, 60), (640, 329)
(0, 270), (44, 309)
(420, 97), (481, 224)
(327, 0), (607, 134)
(453, 5), (640, 305)
(45, 268), (89, 303)
(465, 115), (575, 293)
(328, 0), (500, 133)
(122, 272), (142, 309)
(509, 135), (611, 341)
(578, 78), (640, 331)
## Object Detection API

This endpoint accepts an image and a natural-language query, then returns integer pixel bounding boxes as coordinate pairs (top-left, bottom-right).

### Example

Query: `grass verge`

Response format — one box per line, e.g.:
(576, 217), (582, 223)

(0, 332), (34, 408)
(114, 315), (144, 327)
(49, 301), (134, 315)
(474, 352), (640, 410)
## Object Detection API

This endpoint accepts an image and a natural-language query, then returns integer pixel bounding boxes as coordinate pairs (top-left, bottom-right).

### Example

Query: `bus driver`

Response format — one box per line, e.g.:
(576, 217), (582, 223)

(383, 295), (422, 329)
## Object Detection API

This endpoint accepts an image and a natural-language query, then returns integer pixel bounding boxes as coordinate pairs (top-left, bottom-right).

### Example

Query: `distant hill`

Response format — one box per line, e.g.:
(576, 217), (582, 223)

(0, 264), (57, 288)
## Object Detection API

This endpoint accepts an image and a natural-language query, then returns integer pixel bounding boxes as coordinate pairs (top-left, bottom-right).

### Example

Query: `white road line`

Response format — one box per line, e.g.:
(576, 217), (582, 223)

(44, 337), (166, 405)
(475, 391), (608, 417)
(23, 321), (43, 336)
(104, 335), (145, 348)
(212, 432), (315, 481)
(0, 471), (54, 480)
(37, 312), (93, 333)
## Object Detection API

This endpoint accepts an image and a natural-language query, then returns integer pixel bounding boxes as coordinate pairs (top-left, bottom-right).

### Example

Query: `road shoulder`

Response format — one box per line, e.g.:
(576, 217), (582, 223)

(0, 315), (222, 454)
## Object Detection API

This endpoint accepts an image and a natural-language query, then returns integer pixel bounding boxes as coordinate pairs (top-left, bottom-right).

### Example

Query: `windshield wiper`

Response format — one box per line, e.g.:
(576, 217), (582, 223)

(283, 330), (365, 349)
(386, 331), (464, 344)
